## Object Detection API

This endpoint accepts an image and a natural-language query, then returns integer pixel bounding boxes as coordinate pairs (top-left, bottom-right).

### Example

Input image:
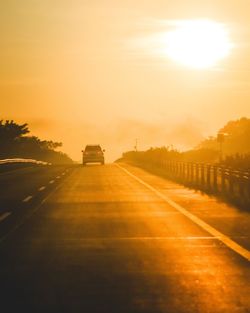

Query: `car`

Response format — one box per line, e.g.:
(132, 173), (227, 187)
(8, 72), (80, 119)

(82, 145), (105, 165)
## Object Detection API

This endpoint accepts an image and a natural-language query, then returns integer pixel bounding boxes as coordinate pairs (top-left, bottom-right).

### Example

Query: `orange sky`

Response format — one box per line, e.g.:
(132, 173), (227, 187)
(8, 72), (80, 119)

(1, 0), (250, 161)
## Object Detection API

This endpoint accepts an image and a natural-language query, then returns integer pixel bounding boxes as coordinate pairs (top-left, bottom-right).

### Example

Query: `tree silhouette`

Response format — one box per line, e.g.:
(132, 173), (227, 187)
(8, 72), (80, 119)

(0, 120), (72, 163)
(197, 117), (250, 155)
(0, 120), (29, 143)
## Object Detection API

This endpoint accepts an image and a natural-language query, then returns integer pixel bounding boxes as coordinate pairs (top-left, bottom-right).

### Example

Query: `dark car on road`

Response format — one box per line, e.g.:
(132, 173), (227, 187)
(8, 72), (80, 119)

(82, 145), (105, 165)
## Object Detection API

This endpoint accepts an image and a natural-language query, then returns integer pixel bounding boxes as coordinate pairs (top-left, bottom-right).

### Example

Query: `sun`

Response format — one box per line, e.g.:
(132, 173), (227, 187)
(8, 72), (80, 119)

(164, 20), (233, 69)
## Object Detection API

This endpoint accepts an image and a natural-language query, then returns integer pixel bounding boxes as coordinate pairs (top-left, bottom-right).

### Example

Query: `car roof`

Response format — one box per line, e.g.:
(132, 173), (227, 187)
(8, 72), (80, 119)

(85, 145), (102, 150)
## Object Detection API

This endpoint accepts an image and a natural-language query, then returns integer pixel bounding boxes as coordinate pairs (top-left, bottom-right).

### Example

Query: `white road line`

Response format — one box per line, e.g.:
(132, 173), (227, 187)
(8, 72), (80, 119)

(62, 173), (65, 176)
(116, 163), (250, 262)
(23, 196), (33, 203)
(49, 180), (55, 184)
(0, 169), (75, 245)
(0, 212), (11, 222)
(56, 176), (61, 179)
(38, 186), (46, 191)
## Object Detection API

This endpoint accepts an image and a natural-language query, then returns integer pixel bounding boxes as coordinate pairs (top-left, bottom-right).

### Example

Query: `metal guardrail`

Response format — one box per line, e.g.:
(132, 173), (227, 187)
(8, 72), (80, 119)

(0, 158), (49, 165)
(154, 159), (250, 204)
(126, 153), (250, 205)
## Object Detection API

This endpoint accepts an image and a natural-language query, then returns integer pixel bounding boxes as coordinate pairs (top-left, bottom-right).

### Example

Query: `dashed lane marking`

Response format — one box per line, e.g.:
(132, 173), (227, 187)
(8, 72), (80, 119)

(23, 196), (33, 203)
(0, 169), (75, 245)
(38, 186), (46, 191)
(0, 212), (11, 222)
(116, 163), (250, 262)
(56, 176), (61, 179)
(49, 180), (55, 184)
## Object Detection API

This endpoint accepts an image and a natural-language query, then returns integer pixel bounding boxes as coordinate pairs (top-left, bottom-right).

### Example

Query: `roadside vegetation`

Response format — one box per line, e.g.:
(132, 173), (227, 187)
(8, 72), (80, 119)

(122, 117), (250, 171)
(120, 118), (250, 209)
(0, 120), (73, 164)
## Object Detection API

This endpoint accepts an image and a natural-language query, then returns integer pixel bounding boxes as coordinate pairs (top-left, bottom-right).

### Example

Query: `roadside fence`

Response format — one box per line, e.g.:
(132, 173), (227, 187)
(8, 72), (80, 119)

(127, 155), (250, 207)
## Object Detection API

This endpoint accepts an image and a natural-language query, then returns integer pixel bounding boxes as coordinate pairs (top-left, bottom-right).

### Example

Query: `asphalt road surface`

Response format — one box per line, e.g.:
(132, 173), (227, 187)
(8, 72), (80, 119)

(0, 163), (249, 313)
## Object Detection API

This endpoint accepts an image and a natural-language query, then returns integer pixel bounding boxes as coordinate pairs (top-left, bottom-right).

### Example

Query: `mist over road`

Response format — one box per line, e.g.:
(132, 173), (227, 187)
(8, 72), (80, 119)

(0, 163), (249, 313)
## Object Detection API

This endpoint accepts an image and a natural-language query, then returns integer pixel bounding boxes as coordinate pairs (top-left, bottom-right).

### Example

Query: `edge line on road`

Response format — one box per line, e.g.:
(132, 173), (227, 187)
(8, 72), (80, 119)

(116, 163), (250, 262)
(38, 186), (46, 191)
(0, 212), (11, 222)
(23, 196), (33, 203)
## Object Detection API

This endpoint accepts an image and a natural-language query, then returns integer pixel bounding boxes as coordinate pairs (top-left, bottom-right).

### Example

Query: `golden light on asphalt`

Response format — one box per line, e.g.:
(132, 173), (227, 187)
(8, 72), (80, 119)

(163, 20), (233, 69)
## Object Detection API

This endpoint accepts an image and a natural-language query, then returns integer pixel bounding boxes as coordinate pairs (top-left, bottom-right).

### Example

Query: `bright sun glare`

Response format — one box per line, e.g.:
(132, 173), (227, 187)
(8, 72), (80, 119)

(164, 20), (233, 69)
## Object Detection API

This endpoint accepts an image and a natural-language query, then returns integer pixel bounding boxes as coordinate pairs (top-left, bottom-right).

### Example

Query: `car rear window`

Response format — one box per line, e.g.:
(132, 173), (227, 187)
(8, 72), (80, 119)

(85, 145), (102, 151)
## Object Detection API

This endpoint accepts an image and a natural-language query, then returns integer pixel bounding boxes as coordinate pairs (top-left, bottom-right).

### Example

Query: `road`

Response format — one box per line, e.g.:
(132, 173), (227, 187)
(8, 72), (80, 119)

(0, 163), (249, 313)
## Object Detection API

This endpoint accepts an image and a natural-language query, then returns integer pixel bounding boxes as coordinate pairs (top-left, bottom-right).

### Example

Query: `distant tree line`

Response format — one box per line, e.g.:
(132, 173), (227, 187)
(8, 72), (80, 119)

(0, 120), (73, 164)
(122, 117), (250, 170)
(196, 117), (250, 153)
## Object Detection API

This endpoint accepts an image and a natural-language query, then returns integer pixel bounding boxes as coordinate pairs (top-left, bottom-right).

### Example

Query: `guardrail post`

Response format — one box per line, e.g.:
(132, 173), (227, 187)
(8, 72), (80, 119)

(206, 165), (211, 190)
(172, 161), (176, 177)
(185, 163), (188, 181)
(248, 177), (250, 201)
(195, 164), (199, 186)
(178, 162), (181, 178)
(238, 172), (245, 200)
(182, 163), (185, 181)
(190, 163), (194, 184)
(201, 164), (205, 187)
(172, 161), (176, 176)
(213, 166), (218, 191)
(228, 169), (234, 195)
(165, 160), (168, 172)
(187, 163), (190, 182)
(221, 167), (226, 193)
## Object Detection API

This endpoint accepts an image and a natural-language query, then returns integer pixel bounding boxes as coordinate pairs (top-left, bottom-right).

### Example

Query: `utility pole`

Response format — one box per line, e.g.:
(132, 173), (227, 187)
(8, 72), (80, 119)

(81, 150), (84, 165)
(134, 138), (138, 152)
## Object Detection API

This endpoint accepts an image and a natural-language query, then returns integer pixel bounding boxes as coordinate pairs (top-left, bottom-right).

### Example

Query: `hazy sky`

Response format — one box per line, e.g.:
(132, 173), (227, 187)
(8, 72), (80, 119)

(1, 0), (250, 161)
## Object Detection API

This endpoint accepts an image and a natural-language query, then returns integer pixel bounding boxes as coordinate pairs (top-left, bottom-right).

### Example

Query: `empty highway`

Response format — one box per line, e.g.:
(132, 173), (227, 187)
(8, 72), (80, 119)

(0, 163), (250, 313)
